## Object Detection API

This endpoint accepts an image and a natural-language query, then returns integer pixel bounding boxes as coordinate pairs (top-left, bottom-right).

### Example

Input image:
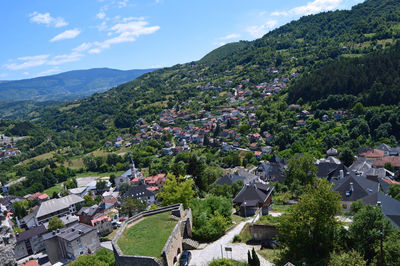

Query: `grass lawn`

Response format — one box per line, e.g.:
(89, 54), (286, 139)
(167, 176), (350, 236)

(43, 183), (64, 195)
(117, 212), (177, 258)
(231, 213), (246, 224)
(257, 248), (281, 264)
(270, 204), (293, 213)
(75, 171), (124, 178)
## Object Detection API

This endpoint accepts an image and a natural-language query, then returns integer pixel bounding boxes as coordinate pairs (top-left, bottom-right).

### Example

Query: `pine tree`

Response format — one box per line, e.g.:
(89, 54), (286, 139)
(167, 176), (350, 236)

(252, 248), (260, 266)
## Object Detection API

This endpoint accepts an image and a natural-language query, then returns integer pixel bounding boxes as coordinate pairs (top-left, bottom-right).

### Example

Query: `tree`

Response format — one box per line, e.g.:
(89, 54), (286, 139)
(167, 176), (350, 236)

(158, 174), (194, 208)
(96, 180), (107, 191)
(328, 250), (366, 266)
(69, 248), (115, 266)
(388, 184), (400, 200)
(349, 205), (395, 262)
(109, 174), (116, 187)
(48, 217), (65, 232)
(372, 233), (400, 266)
(352, 102), (364, 116)
(384, 162), (394, 172)
(284, 153), (317, 191)
(339, 148), (355, 167)
(120, 198), (147, 217)
(12, 200), (29, 219)
(118, 183), (131, 196)
(278, 179), (341, 264)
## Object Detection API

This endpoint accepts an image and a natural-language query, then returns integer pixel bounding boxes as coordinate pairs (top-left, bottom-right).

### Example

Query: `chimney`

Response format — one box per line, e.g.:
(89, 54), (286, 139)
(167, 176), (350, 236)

(350, 182), (354, 192)
(339, 170), (344, 179)
(56, 229), (60, 233)
(79, 230), (83, 235)
(377, 201), (382, 207)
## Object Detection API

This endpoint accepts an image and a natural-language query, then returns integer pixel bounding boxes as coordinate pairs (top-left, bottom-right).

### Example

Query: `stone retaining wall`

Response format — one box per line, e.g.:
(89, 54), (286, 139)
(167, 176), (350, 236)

(112, 204), (191, 266)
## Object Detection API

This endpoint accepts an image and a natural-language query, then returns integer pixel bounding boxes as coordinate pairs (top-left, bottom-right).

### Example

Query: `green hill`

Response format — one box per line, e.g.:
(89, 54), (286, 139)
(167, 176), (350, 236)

(0, 68), (155, 102)
(34, 0), (400, 133)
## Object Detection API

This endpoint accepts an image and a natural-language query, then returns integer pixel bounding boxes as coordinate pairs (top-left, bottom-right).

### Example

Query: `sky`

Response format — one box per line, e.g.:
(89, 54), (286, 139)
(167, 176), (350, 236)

(0, 0), (364, 80)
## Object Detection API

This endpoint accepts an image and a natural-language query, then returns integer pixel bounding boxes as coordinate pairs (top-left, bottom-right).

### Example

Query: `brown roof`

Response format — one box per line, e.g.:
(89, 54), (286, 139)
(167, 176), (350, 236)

(373, 156), (400, 168)
(360, 149), (384, 159)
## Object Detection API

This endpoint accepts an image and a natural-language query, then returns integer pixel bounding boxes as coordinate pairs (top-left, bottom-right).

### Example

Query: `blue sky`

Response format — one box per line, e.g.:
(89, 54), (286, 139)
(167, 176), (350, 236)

(0, 0), (364, 80)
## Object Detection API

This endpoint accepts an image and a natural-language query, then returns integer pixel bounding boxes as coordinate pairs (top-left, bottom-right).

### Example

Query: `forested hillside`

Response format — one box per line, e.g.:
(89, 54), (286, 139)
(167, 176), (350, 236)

(288, 42), (400, 108)
(33, 0), (400, 135)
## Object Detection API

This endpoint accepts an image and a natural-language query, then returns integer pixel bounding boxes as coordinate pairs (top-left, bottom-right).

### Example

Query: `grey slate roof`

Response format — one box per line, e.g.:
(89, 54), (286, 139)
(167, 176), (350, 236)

(42, 223), (95, 241)
(121, 184), (154, 201)
(16, 225), (46, 243)
(233, 183), (274, 207)
(361, 192), (400, 229)
(215, 172), (258, 186)
(77, 205), (99, 217)
(332, 173), (378, 202)
(36, 195), (84, 219)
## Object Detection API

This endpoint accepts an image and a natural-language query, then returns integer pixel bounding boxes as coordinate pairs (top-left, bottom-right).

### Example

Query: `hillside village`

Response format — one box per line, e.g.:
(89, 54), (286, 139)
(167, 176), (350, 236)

(1, 137), (400, 265)
(3, 0), (400, 265)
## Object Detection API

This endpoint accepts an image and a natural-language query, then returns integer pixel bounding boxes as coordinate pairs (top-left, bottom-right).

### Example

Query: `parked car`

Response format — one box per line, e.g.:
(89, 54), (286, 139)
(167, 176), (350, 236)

(119, 218), (126, 222)
(179, 250), (192, 266)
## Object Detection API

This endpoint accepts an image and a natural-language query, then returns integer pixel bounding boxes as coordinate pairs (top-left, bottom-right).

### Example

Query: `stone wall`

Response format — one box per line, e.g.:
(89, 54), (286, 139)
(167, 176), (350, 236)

(249, 224), (279, 241)
(161, 221), (183, 266)
(112, 204), (192, 266)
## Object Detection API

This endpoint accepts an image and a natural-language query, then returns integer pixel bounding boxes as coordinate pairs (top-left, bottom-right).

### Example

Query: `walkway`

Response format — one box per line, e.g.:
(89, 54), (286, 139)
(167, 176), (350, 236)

(189, 217), (273, 266)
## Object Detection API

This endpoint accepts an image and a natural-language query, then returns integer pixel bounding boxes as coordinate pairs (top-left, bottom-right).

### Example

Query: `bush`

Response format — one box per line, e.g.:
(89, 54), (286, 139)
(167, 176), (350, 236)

(209, 258), (247, 266)
(233, 234), (241, 243)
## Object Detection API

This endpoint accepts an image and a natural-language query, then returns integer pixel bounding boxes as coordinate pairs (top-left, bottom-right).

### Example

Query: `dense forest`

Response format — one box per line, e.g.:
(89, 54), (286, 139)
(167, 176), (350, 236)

(288, 41), (400, 107)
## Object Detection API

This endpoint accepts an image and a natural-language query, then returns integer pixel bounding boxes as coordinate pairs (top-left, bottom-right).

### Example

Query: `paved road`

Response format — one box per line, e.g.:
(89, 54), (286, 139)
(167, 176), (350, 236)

(189, 219), (273, 266)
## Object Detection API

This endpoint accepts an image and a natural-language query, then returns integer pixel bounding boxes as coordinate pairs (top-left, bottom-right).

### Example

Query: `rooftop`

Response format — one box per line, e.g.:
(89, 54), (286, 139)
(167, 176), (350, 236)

(42, 223), (94, 242)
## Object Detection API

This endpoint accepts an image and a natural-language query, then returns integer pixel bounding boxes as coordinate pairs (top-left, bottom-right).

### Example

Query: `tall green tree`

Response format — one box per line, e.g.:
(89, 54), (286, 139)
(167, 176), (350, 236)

(284, 153), (317, 192)
(48, 217), (65, 232)
(158, 174), (194, 208)
(278, 179), (341, 264)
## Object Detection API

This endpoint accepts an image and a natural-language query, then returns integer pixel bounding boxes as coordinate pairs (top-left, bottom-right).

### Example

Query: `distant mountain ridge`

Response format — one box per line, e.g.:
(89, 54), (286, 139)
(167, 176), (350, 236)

(0, 68), (156, 102)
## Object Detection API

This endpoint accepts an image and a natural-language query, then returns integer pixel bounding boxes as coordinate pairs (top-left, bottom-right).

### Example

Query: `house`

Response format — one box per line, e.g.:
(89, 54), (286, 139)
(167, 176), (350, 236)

(144, 173), (166, 188)
(115, 159), (143, 188)
(379, 177), (400, 194)
(90, 215), (112, 236)
(42, 223), (100, 264)
(27, 192), (49, 202)
(233, 183), (274, 217)
(255, 157), (286, 183)
(215, 172), (258, 187)
(121, 184), (155, 205)
(316, 156), (348, 181)
(14, 225), (47, 260)
(361, 192), (400, 229)
(332, 173), (379, 211)
(373, 156), (400, 169)
(254, 151), (263, 160)
(0, 204), (17, 266)
(33, 194), (84, 226)
(78, 205), (101, 225)
(359, 149), (384, 159)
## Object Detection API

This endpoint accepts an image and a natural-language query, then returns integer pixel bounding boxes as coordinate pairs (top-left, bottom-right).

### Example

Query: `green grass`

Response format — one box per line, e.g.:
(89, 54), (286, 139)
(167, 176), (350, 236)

(117, 212), (177, 258)
(209, 258), (248, 266)
(231, 213), (246, 224)
(238, 224), (252, 243)
(255, 215), (281, 226)
(75, 171), (124, 178)
(43, 183), (64, 195)
(270, 203), (293, 213)
(257, 248), (281, 264)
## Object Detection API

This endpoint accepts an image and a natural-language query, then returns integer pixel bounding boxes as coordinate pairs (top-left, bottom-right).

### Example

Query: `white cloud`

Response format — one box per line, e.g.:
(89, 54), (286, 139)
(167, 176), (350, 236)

(0, 73), (8, 78)
(246, 20), (277, 38)
(4, 52), (84, 71)
(271, 0), (343, 17)
(220, 33), (241, 40)
(89, 19), (160, 53)
(117, 0), (128, 8)
(29, 11), (68, 27)
(50, 29), (81, 42)
(97, 12), (106, 19)
(37, 67), (60, 77)
(47, 52), (84, 65)
(73, 42), (93, 52)
(4, 54), (50, 70)
(213, 41), (226, 47)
